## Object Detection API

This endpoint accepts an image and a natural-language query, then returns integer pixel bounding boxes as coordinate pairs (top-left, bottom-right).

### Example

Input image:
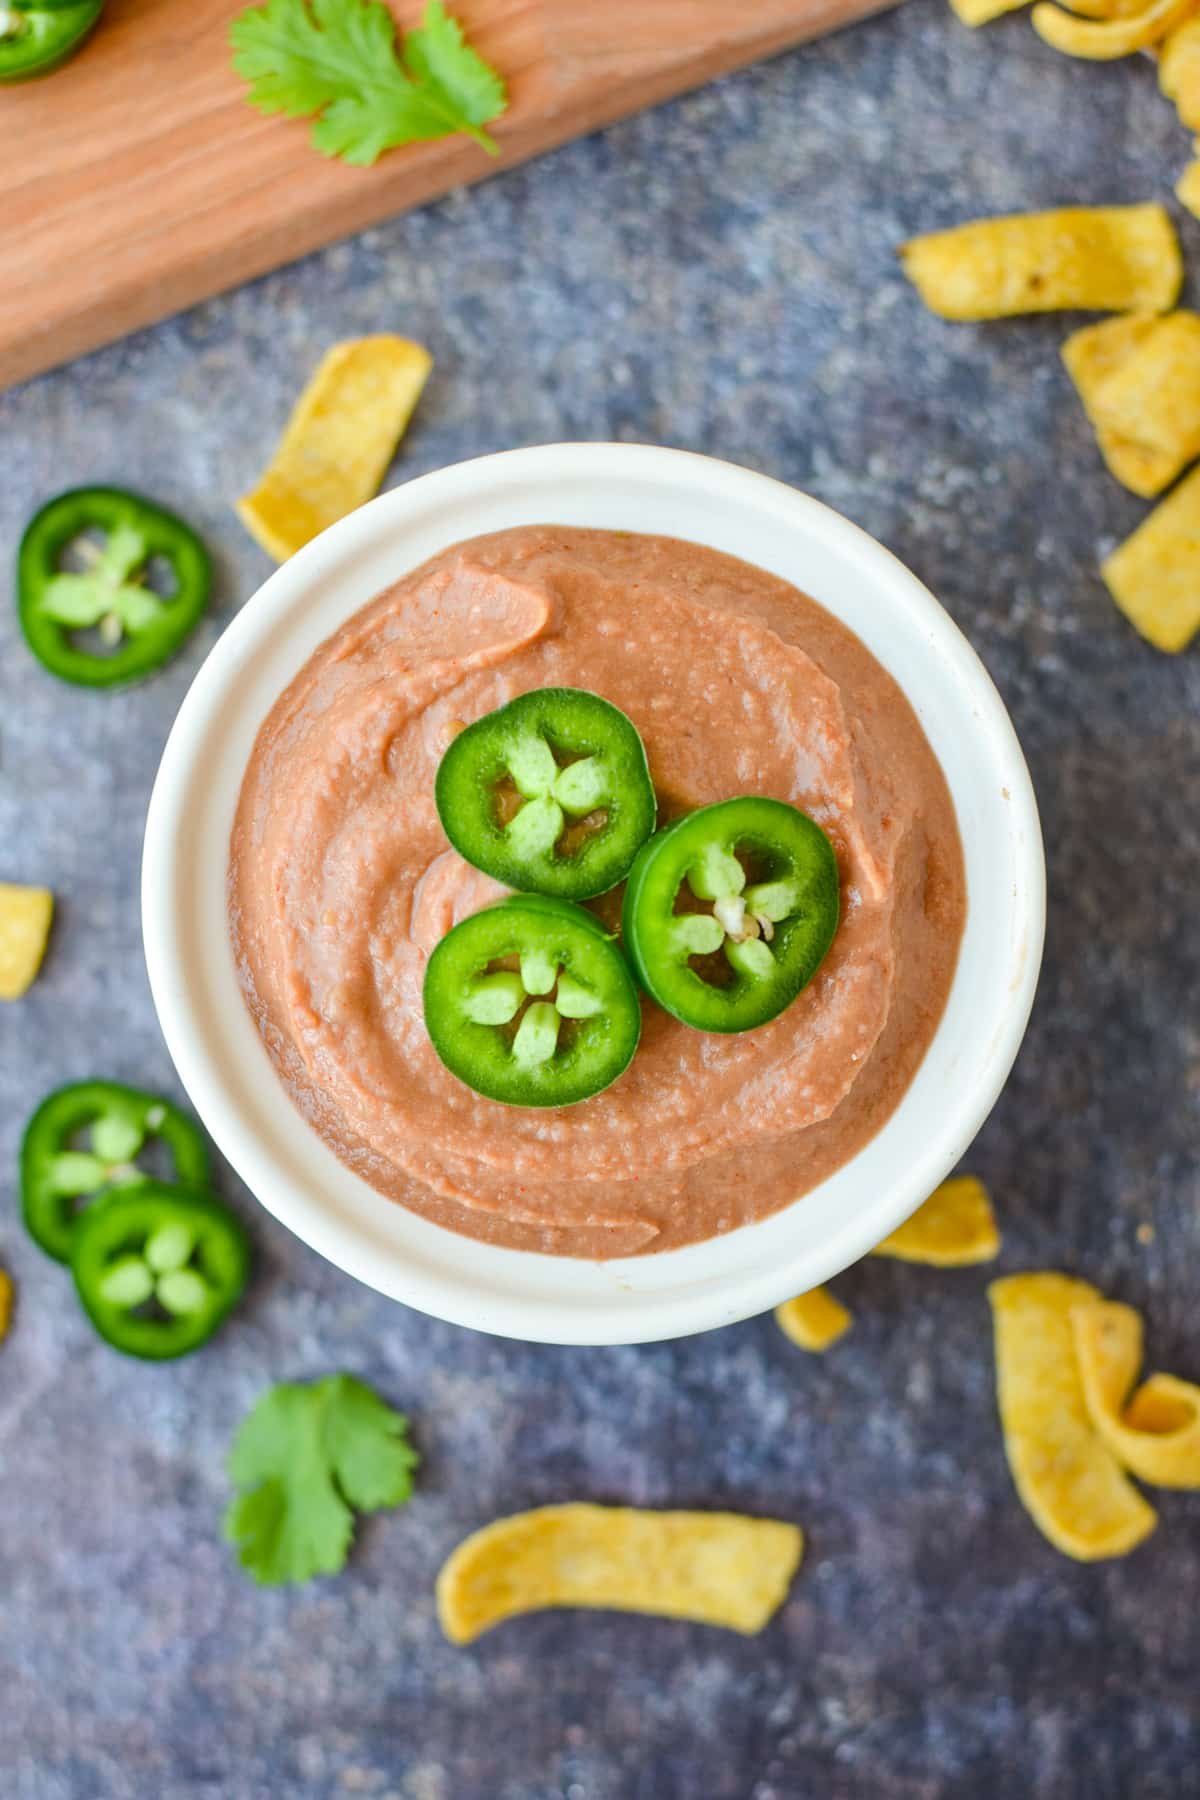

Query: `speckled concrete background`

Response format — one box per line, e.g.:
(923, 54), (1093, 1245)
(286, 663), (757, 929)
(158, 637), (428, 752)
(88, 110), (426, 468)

(2, 2), (1199, 1795)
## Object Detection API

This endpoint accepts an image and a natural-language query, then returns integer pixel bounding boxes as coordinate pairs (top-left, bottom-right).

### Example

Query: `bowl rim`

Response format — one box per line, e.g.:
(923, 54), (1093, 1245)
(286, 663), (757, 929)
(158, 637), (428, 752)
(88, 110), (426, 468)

(143, 442), (1045, 1345)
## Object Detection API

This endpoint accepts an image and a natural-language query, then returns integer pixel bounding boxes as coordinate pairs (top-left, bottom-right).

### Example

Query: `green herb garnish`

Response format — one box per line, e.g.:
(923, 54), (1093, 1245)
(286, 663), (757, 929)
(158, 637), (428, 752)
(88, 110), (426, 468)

(230, 0), (507, 166)
(223, 1375), (420, 1585)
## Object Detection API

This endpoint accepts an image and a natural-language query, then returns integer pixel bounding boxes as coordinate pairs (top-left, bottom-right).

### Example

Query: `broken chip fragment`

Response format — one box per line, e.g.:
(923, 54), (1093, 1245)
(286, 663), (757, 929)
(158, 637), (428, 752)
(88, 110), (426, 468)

(1062, 311), (1200, 497)
(1072, 1300), (1200, 1489)
(1101, 462), (1200, 652)
(237, 335), (433, 562)
(988, 1274), (1157, 1560)
(872, 1176), (1000, 1267)
(0, 882), (54, 1001)
(774, 1285), (853, 1352)
(901, 205), (1182, 320)
(436, 1504), (804, 1643)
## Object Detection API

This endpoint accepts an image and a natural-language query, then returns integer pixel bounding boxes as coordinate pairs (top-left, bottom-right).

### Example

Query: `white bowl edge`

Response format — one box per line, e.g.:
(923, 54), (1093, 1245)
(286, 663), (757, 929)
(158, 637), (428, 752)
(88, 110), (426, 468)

(142, 443), (1045, 1346)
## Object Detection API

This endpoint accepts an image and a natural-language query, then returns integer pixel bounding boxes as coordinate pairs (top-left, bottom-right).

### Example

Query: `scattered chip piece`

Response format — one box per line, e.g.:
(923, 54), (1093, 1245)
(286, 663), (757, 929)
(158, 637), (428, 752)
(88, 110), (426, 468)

(1051, 0), (1154, 18)
(436, 1504), (804, 1643)
(1032, 0), (1195, 57)
(237, 336), (433, 562)
(0, 1268), (12, 1344)
(1063, 311), (1200, 496)
(901, 205), (1182, 320)
(1062, 314), (1157, 439)
(775, 1286), (853, 1352)
(989, 1273), (1156, 1560)
(1176, 155), (1200, 218)
(873, 1176), (1000, 1266)
(949, 0), (1029, 27)
(1072, 1300), (1200, 1489)
(1101, 462), (1200, 651)
(0, 883), (54, 1001)
(1160, 16), (1200, 124)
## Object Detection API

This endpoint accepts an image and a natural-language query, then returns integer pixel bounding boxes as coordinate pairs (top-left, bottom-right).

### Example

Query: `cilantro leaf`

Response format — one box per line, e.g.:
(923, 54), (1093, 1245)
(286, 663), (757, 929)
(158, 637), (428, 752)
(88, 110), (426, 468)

(320, 1374), (422, 1509)
(223, 1375), (419, 1586)
(230, 0), (507, 167)
(401, 2), (507, 146)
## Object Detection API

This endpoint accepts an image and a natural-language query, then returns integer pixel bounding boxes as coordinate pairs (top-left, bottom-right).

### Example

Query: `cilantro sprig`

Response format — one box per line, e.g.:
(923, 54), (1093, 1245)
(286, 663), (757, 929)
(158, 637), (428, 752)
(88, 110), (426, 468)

(230, 0), (508, 167)
(224, 1375), (420, 1585)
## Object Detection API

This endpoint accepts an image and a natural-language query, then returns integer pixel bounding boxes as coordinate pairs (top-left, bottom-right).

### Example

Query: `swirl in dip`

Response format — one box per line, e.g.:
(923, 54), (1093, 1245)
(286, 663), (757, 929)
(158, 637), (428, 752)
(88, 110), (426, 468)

(229, 527), (966, 1258)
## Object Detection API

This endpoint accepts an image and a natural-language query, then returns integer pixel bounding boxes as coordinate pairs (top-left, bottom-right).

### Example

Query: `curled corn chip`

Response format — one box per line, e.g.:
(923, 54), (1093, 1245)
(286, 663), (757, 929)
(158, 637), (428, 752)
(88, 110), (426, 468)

(1160, 16), (1200, 122)
(0, 883), (54, 1001)
(237, 336), (433, 562)
(1176, 156), (1200, 218)
(1053, 0), (1156, 18)
(988, 1274), (1156, 1560)
(1072, 1301), (1200, 1488)
(0, 1269), (12, 1344)
(901, 205), (1182, 320)
(775, 1286), (852, 1352)
(1063, 311), (1200, 496)
(873, 1176), (1000, 1266)
(1101, 463), (1200, 651)
(1033, 0), (1195, 55)
(437, 1504), (804, 1643)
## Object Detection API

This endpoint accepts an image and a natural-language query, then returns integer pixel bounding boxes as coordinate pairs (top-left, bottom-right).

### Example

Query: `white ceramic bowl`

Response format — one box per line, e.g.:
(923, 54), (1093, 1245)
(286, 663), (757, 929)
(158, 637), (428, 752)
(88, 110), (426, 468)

(143, 444), (1044, 1346)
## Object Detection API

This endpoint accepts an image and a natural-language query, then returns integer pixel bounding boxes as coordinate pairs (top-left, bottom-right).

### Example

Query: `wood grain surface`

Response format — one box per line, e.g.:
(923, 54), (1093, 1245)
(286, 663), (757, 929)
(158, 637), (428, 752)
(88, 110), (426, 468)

(4, 0), (897, 391)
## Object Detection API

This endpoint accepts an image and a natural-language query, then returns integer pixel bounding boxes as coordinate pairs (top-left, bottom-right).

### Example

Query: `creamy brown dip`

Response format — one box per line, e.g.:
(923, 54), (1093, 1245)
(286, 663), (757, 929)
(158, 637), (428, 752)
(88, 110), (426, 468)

(229, 527), (965, 1258)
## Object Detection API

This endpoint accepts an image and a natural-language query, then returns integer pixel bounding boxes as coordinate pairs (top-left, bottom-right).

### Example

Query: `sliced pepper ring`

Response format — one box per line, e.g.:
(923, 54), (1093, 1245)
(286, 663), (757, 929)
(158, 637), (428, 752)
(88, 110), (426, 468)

(435, 688), (656, 900)
(0, 0), (103, 82)
(423, 895), (641, 1106)
(18, 486), (211, 687)
(70, 1184), (250, 1361)
(622, 796), (840, 1033)
(21, 1079), (211, 1262)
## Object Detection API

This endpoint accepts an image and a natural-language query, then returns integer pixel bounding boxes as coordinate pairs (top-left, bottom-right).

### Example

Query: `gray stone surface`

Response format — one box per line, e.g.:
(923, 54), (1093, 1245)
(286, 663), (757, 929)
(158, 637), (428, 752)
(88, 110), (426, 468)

(2, 2), (1199, 1794)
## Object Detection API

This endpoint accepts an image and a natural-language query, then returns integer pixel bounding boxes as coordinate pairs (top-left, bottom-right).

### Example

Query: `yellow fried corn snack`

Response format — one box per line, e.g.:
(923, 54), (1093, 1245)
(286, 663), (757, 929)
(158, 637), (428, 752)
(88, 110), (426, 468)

(900, 205), (1182, 320)
(0, 883), (54, 1001)
(237, 336), (433, 561)
(988, 1274), (1156, 1560)
(775, 1286), (853, 1351)
(1176, 156), (1200, 218)
(437, 1505), (804, 1643)
(1053, 0), (1157, 18)
(1160, 16), (1200, 123)
(1101, 463), (1200, 651)
(0, 1269), (12, 1344)
(1063, 311), (1200, 496)
(1072, 1301), (1200, 1488)
(949, 0), (1029, 28)
(1033, 0), (1195, 56)
(873, 1176), (1000, 1266)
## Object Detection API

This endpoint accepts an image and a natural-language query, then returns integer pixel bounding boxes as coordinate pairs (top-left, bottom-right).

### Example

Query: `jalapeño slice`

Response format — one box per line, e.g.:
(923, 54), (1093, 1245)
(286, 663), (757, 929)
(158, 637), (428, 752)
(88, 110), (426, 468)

(21, 1080), (211, 1262)
(435, 688), (656, 900)
(423, 895), (641, 1106)
(18, 486), (212, 688)
(622, 797), (840, 1034)
(0, 0), (103, 83)
(70, 1184), (250, 1361)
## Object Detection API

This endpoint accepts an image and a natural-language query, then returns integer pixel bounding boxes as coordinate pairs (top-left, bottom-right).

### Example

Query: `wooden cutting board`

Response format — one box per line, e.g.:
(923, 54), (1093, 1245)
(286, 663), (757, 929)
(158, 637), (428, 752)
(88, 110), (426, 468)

(5, 0), (896, 392)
